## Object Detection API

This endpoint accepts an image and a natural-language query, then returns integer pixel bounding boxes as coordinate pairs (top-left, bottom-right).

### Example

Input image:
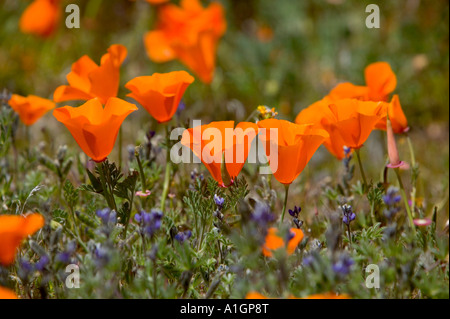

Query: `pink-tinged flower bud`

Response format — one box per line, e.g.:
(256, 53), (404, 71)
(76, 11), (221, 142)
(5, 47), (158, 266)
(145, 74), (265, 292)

(386, 115), (409, 169)
(413, 218), (432, 227)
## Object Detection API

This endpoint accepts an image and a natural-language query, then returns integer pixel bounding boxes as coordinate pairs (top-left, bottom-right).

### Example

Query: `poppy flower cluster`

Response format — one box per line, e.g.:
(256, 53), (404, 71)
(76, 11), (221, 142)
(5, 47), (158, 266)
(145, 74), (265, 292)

(144, 0), (226, 83)
(295, 62), (408, 159)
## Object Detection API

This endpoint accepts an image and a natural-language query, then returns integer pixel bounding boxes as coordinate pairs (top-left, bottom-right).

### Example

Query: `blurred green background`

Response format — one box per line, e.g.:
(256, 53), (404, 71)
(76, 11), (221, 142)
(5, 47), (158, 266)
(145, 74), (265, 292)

(1, 0), (448, 218)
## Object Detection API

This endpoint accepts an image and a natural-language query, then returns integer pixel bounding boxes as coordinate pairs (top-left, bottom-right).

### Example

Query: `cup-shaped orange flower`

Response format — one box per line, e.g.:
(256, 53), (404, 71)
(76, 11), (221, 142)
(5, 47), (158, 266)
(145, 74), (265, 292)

(296, 99), (386, 160)
(262, 227), (304, 257)
(8, 94), (55, 126)
(181, 121), (258, 187)
(19, 0), (60, 38)
(125, 71), (195, 123)
(0, 213), (45, 266)
(53, 97), (138, 162)
(0, 287), (18, 299)
(257, 119), (328, 185)
(144, 0), (226, 83)
(54, 44), (127, 105)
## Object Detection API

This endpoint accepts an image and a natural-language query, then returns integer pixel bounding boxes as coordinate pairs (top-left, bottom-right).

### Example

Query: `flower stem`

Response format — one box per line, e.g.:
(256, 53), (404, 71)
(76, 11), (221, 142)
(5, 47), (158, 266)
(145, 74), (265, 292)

(394, 168), (416, 235)
(135, 148), (147, 191)
(160, 126), (171, 211)
(118, 128), (123, 170)
(97, 161), (116, 211)
(406, 135), (417, 217)
(346, 224), (352, 244)
(280, 184), (290, 224)
(355, 148), (368, 192)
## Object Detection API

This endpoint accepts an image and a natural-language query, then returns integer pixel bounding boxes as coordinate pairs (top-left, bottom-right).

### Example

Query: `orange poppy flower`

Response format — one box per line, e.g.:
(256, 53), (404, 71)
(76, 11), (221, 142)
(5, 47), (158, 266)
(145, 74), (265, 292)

(53, 44), (128, 104)
(246, 291), (350, 299)
(257, 119), (329, 185)
(374, 95), (409, 134)
(0, 213), (45, 266)
(329, 62), (397, 102)
(8, 94), (55, 126)
(125, 71), (195, 123)
(245, 292), (269, 299)
(144, 0), (226, 83)
(145, 0), (169, 4)
(53, 97), (138, 162)
(262, 227), (304, 257)
(295, 99), (386, 160)
(181, 121), (258, 187)
(324, 62), (407, 133)
(303, 292), (351, 299)
(19, 0), (60, 38)
(0, 287), (18, 299)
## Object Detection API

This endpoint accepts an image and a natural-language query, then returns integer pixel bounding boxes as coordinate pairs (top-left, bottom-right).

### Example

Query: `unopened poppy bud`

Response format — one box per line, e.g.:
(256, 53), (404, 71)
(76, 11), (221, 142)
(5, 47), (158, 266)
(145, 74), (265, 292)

(386, 114), (409, 169)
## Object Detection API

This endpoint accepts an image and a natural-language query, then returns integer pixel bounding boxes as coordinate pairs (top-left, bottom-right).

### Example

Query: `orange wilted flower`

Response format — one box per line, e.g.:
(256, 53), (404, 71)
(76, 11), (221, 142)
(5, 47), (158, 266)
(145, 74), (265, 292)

(181, 121), (258, 187)
(54, 44), (128, 104)
(53, 97), (138, 162)
(257, 119), (329, 185)
(0, 287), (18, 299)
(144, 0), (226, 83)
(125, 71), (194, 123)
(8, 94), (55, 126)
(0, 213), (45, 266)
(295, 99), (386, 160)
(19, 0), (60, 38)
(262, 227), (304, 257)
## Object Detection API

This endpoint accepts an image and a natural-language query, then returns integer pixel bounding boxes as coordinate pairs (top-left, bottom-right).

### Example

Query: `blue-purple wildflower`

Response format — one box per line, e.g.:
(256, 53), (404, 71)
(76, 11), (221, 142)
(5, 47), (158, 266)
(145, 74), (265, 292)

(341, 204), (356, 225)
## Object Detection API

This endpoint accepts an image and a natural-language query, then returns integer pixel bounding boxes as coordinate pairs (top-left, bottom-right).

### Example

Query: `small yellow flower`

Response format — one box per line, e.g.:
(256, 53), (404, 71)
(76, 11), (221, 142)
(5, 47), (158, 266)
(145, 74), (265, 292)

(257, 105), (278, 120)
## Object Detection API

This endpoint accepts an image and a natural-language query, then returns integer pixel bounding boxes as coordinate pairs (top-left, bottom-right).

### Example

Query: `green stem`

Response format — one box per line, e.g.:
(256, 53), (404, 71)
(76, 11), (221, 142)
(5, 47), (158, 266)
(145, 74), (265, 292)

(97, 161), (115, 211)
(355, 148), (368, 192)
(394, 168), (416, 235)
(280, 184), (290, 224)
(135, 149), (147, 191)
(347, 223), (352, 244)
(370, 201), (376, 226)
(118, 128), (123, 170)
(152, 260), (158, 298)
(406, 135), (417, 217)
(160, 126), (172, 211)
